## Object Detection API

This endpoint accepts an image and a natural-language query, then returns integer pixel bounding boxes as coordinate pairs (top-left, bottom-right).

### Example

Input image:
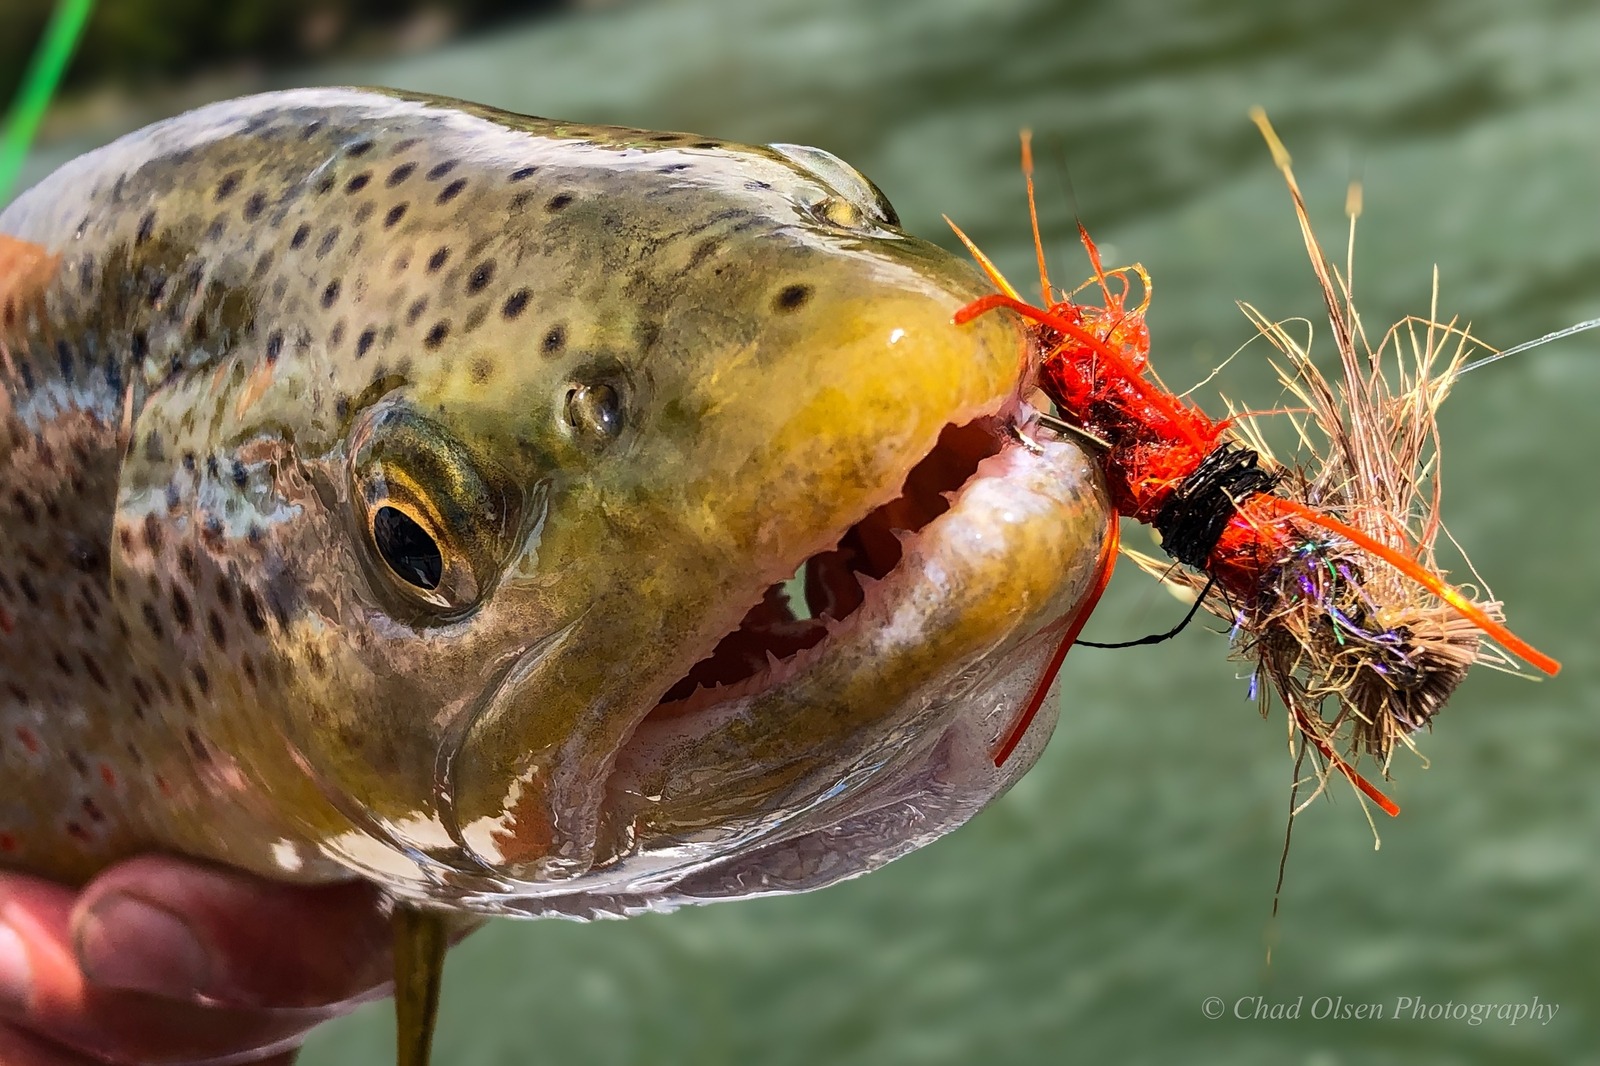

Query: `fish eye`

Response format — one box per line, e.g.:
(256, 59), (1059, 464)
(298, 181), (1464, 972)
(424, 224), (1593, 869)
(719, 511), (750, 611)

(372, 505), (443, 591)
(349, 402), (505, 616)
(564, 381), (625, 445)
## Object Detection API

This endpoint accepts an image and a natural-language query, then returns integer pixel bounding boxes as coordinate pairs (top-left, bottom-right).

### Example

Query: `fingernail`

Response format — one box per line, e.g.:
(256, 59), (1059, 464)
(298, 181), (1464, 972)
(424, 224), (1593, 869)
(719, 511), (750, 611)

(0, 920), (31, 1011)
(76, 894), (211, 999)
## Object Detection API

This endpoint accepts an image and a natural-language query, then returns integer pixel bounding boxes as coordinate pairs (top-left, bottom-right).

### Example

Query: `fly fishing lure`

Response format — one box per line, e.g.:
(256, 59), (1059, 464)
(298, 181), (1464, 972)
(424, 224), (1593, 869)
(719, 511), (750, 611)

(956, 111), (1561, 815)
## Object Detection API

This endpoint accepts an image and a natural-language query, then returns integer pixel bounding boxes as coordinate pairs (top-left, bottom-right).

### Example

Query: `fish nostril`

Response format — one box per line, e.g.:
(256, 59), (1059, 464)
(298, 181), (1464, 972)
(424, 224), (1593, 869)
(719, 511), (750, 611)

(564, 382), (625, 444)
(811, 197), (866, 230)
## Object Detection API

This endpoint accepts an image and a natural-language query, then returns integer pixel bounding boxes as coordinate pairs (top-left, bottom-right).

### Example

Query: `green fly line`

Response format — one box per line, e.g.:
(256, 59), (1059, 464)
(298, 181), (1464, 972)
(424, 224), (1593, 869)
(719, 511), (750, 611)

(0, 0), (96, 205)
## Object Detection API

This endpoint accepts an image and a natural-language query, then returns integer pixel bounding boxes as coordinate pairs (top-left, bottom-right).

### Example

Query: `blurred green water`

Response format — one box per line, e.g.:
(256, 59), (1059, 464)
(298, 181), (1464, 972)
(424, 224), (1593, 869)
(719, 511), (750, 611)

(16, 0), (1600, 1062)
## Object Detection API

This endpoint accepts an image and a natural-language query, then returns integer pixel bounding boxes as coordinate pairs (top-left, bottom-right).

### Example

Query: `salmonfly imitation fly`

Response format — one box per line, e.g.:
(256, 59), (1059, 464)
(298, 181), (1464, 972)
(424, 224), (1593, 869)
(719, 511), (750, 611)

(954, 110), (1561, 818)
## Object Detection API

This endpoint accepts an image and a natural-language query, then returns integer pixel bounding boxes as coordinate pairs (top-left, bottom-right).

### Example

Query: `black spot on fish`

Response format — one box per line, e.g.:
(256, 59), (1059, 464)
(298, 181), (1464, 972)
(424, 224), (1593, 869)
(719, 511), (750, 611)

(424, 321), (450, 350)
(426, 247), (450, 273)
(542, 324), (566, 355)
(502, 289), (530, 320)
(546, 193), (574, 212)
(356, 328), (376, 358)
(266, 331), (284, 363)
(321, 280), (341, 309)
(387, 162), (416, 187)
(509, 166), (537, 182)
(346, 139), (375, 158)
(317, 228), (341, 258)
(141, 600), (164, 638)
(56, 340), (74, 379)
(384, 204), (408, 228)
(426, 160), (459, 181)
(231, 460), (248, 488)
(467, 261), (495, 294)
(243, 192), (267, 221)
(347, 172), (372, 194)
(437, 178), (468, 204)
(290, 224), (311, 249)
(171, 586), (192, 631)
(82, 653), (109, 691)
(136, 211), (156, 246)
(406, 298), (428, 326)
(773, 284), (813, 313)
(215, 170), (243, 201)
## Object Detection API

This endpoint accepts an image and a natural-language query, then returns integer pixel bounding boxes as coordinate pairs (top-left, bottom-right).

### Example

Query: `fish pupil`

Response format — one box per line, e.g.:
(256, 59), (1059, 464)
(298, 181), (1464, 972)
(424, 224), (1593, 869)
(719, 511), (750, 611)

(373, 506), (443, 590)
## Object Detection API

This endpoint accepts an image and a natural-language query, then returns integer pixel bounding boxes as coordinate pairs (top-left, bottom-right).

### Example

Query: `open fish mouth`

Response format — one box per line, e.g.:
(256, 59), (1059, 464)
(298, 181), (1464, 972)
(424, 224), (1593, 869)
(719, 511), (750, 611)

(569, 409), (1109, 908)
(653, 418), (1008, 721)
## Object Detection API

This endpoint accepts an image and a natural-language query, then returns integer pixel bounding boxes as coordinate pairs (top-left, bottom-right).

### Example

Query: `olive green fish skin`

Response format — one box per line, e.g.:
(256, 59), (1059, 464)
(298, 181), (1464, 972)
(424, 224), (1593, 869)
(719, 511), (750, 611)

(0, 89), (1106, 912)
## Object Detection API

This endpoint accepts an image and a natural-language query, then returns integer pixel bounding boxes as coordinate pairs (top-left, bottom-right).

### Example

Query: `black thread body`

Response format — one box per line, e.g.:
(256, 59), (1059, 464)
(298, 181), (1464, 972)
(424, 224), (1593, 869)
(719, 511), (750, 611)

(1152, 443), (1279, 568)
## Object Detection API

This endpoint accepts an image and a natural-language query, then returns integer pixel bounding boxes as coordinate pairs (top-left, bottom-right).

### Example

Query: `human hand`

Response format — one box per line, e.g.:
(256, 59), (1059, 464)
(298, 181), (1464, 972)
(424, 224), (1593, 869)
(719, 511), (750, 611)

(0, 855), (393, 1065)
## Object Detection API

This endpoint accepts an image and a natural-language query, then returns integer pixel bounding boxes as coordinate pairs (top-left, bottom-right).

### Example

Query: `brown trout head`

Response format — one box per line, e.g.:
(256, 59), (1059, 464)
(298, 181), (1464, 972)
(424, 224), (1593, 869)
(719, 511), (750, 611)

(3, 90), (1107, 912)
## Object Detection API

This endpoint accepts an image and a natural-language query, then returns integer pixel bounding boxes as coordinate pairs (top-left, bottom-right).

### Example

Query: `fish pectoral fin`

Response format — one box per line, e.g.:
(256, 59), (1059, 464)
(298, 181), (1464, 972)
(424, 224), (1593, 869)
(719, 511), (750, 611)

(392, 903), (449, 1066)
